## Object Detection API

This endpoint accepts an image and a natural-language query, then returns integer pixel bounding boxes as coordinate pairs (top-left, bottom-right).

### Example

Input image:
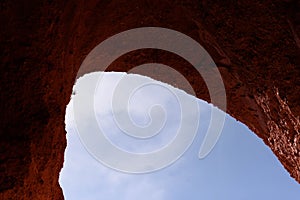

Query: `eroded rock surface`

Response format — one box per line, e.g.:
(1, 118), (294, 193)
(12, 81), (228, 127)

(0, 0), (299, 199)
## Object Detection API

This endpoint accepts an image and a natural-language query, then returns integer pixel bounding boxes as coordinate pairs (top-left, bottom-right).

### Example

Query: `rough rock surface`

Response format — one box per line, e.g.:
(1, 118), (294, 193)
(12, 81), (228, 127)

(0, 0), (299, 199)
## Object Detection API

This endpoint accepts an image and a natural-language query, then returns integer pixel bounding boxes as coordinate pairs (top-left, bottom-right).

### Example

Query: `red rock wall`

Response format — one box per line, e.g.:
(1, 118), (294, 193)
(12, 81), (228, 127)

(0, 0), (299, 199)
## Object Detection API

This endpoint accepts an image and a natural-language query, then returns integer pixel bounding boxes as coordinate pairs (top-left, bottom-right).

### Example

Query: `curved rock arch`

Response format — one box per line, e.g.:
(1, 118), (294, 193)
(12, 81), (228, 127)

(0, 0), (299, 199)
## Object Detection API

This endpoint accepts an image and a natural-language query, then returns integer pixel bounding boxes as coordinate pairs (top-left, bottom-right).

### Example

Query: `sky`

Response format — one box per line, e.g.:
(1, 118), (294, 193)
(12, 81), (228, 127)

(59, 72), (300, 200)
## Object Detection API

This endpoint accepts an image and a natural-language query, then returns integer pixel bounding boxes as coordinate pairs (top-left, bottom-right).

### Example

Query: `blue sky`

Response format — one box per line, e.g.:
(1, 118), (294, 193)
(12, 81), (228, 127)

(59, 72), (300, 200)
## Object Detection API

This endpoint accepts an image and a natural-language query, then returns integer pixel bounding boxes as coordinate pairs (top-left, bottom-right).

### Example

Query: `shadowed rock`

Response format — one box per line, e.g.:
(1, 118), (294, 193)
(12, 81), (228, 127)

(0, 0), (299, 199)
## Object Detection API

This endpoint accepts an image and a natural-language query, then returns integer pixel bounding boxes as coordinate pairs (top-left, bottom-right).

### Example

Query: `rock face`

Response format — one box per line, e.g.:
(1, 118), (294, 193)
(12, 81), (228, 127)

(0, 0), (299, 199)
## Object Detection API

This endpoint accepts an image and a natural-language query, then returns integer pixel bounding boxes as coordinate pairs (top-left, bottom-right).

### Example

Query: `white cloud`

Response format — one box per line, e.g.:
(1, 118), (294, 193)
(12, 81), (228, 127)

(60, 72), (300, 200)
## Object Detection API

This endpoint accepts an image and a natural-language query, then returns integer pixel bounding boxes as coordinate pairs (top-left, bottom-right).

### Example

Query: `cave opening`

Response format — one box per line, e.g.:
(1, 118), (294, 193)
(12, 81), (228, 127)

(1, 1), (300, 199)
(59, 72), (300, 200)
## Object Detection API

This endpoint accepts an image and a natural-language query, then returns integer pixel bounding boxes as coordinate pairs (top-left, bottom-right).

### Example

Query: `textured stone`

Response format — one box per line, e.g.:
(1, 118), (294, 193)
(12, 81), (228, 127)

(0, 0), (299, 199)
